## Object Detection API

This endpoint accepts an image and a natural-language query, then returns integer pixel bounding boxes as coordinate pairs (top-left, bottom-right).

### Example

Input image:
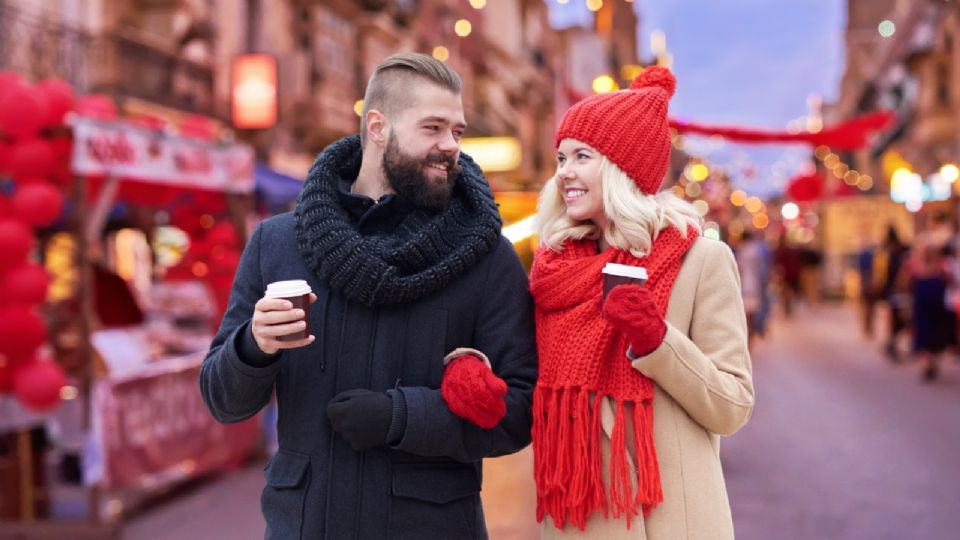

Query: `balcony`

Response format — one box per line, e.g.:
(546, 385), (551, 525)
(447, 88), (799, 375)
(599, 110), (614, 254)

(0, 1), (94, 91)
(92, 27), (217, 118)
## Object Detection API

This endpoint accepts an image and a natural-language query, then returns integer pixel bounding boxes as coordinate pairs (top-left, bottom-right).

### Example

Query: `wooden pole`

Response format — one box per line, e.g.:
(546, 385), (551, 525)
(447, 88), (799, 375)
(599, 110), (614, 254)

(73, 173), (101, 524)
(17, 430), (34, 522)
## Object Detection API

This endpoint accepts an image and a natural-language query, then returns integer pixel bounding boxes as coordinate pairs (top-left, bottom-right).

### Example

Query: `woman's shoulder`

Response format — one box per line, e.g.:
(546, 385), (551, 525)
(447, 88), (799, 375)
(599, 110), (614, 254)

(685, 235), (735, 264)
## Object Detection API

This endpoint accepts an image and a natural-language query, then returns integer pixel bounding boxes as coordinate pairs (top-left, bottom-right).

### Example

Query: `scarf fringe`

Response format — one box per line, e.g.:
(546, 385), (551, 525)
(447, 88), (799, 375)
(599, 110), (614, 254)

(534, 386), (662, 530)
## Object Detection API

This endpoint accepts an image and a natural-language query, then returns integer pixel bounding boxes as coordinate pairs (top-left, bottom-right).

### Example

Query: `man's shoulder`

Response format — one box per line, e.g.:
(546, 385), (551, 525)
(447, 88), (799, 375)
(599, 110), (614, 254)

(257, 211), (296, 234)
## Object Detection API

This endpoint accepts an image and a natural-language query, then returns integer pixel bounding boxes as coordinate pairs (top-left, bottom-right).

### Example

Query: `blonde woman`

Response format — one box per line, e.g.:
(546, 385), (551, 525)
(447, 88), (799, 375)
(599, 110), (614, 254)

(529, 67), (754, 539)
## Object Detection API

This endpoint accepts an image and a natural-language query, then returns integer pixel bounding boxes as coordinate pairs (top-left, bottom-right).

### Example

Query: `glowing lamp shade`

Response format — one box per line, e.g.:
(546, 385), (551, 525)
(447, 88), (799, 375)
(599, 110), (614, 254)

(460, 137), (522, 173)
(231, 54), (278, 129)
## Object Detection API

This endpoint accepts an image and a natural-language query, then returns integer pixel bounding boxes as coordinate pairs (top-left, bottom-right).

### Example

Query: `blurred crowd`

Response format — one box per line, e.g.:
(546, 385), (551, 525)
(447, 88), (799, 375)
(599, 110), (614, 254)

(857, 213), (958, 382)
(731, 232), (824, 349)
(734, 211), (960, 383)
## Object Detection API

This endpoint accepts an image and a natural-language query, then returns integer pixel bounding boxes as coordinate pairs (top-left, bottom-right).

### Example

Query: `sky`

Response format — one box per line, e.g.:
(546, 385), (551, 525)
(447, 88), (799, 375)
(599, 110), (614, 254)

(547, 0), (848, 197)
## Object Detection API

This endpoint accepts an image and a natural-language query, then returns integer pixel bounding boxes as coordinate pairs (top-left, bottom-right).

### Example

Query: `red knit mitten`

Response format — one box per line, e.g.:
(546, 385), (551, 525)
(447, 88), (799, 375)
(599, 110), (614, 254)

(441, 353), (507, 429)
(602, 284), (667, 357)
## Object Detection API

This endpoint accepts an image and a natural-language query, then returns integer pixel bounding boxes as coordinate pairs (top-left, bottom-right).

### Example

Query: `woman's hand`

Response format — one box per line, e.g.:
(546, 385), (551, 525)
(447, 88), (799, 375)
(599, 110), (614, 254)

(602, 284), (667, 357)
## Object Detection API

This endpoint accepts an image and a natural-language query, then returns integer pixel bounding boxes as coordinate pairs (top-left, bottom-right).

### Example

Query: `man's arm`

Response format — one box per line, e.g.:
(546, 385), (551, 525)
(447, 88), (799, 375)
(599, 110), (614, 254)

(199, 223), (282, 423)
(388, 238), (537, 463)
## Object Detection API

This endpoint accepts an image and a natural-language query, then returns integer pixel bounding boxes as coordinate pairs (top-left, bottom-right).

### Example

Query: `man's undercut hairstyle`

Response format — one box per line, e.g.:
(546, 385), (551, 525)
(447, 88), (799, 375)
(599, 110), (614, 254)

(360, 52), (462, 147)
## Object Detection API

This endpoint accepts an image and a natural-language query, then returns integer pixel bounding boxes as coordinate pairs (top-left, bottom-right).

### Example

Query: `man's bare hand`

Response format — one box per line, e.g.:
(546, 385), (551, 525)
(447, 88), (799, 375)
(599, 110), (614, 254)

(251, 293), (317, 355)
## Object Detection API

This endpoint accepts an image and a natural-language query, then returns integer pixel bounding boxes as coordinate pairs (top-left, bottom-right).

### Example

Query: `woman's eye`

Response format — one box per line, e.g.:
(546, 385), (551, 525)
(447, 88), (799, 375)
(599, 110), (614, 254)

(577, 153), (590, 160)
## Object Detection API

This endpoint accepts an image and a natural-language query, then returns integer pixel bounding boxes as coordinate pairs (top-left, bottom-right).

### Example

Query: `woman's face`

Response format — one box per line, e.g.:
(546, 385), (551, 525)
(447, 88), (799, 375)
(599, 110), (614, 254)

(555, 138), (605, 227)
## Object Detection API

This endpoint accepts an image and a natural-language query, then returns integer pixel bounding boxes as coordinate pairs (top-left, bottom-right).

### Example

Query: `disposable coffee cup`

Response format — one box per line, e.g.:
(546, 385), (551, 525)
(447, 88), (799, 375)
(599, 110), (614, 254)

(265, 280), (312, 342)
(602, 263), (648, 301)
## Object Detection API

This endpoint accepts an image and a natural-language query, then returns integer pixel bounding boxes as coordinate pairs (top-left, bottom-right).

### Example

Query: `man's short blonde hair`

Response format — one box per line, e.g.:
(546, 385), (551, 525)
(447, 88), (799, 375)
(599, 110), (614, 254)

(536, 156), (702, 257)
(360, 52), (462, 147)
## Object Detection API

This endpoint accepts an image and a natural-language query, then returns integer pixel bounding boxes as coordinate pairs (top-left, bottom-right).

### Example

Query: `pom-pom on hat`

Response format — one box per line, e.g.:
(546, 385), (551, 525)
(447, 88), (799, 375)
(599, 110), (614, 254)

(555, 66), (676, 195)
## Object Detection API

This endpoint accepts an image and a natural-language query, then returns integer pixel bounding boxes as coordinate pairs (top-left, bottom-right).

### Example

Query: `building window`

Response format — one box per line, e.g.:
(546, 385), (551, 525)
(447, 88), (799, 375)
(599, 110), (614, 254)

(936, 63), (949, 107)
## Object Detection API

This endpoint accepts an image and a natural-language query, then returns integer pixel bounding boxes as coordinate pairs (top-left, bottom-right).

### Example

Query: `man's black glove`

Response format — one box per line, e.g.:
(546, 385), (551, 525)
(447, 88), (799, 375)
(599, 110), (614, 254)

(326, 389), (393, 451)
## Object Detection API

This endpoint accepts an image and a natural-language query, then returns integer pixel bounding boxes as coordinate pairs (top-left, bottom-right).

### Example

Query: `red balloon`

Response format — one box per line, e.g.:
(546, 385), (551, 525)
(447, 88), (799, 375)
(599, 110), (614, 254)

(74, 95), (117, 121)
(7, 139), (56, 180)
(0, 261), (49, 305)
(0, 362), (12, 392)
(12, 182), (64, 227)
(0, 72), (24, 92)
(13, 358), (66, 412)
(0, 218), (34, 270)
(37, 79), (74, 127)
(0, 140), (10, 173)
(0, 83), (48, 140)
(0, 306), (46, 359)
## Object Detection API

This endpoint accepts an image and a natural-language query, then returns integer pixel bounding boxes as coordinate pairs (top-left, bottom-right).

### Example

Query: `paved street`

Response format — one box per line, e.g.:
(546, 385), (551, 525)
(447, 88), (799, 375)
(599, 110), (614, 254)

(124, 303), (960, 540)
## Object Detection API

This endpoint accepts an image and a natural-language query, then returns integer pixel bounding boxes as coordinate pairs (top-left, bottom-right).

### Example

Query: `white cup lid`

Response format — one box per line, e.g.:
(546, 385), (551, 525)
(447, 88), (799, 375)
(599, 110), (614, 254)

(602, 263), (648, 280)
(265, 279), (312, 298)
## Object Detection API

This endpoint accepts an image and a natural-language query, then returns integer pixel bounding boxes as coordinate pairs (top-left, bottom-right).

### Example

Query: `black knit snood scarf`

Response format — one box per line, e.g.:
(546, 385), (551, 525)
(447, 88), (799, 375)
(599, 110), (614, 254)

(294, 135), (502, 307)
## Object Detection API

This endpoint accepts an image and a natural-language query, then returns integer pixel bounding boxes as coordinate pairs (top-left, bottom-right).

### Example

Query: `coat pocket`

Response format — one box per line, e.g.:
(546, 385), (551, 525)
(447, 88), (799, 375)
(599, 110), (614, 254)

(389, 462), (484, 540)
(261, 449), (311, 540)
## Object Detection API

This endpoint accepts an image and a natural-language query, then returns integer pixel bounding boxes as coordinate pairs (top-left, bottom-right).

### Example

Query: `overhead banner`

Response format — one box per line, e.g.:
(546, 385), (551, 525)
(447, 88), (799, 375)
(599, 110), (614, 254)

(70, 116), (255, 193)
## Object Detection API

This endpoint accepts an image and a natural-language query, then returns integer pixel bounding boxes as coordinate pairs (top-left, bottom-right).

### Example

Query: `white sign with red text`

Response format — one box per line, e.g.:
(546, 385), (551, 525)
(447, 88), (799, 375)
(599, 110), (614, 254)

(69, 116), (255, 193)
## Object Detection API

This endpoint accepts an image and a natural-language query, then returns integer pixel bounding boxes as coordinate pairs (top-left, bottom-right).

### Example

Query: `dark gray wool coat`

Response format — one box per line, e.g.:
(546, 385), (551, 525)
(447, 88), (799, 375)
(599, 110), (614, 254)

(200, 136), (537, 540)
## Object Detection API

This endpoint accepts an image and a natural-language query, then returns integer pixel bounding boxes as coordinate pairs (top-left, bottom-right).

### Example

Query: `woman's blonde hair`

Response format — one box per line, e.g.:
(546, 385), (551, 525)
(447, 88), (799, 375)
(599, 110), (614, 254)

(536, 156), (703, 257)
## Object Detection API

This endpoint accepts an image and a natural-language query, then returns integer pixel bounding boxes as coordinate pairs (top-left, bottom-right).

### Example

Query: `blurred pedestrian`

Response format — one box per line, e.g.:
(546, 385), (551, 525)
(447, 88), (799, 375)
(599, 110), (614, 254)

(200, 52), (537, 539)
(856, 229), (878, 338)
(875, 225), (910, 362)
(735, 229), (771, 347)
(907, 242), (952, 381)
(773, 235), (802, 317)
(529, 67), (754, 540)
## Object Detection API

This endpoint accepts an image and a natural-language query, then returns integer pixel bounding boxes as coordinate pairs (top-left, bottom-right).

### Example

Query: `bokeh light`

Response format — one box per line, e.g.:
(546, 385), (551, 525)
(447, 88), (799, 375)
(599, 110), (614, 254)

(781, 202), (799, 220)
(454, 19), (472, 37)
(752, 213), (770, 229)
(432, 46), (449, 62)
(730, 190), (748, 206)
(940, 163), (959, 183)
(878, 20), (895, 37)
(592, 74), (618, 93)
(693, 199), (710, 216)
(586, 0), (603, 12)
(744, 196), (763, 214)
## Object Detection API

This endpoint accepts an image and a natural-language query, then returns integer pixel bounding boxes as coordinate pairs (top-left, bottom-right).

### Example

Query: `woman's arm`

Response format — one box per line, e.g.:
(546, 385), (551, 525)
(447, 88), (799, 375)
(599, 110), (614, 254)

(629, 241), (754, 436)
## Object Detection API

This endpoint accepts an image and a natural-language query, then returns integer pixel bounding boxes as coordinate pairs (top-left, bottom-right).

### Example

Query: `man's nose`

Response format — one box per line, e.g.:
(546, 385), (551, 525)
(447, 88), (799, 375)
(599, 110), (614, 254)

(437, 129), (459, 153)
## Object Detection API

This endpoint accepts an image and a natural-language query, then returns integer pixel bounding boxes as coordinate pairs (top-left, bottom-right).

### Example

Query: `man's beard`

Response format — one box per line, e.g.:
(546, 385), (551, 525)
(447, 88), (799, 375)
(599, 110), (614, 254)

(382, 135), (461, 210)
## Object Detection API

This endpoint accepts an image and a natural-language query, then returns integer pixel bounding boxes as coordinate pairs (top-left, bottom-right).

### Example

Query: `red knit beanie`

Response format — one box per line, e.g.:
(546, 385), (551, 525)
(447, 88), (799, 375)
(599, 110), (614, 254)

(555, 66), (677, 195)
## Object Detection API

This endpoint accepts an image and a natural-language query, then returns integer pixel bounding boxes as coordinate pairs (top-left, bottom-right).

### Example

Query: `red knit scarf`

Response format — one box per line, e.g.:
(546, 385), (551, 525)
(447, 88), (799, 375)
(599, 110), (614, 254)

(528, 226), (698, 530)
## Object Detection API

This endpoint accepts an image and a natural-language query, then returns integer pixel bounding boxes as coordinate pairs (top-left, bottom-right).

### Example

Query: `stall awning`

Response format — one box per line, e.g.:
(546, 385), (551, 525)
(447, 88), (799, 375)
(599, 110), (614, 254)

(255, 164), (303, 207)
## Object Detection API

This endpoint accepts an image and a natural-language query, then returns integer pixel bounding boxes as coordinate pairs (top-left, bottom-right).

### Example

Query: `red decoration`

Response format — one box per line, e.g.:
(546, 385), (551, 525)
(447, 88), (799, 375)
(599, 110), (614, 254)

(180, 115), (217, 139)
(0, 307), (46, 359)
(206, 221), (239, 248)
(0, 140), (10, 172)
(670, 111), (895, 151)
(0, 361), (12, 392)
(37, 79), (74, 127)
(0, 261), (49, 306)
(12, 181), (65, 227)
(210, 249), (241, 276)
(0, 83), (48, 140)
(74, 94), (117, 121)
(0, 218), (34, 270)
(7, 139), (56, 181)
(785, 172), (826, 202)
(13, 358), (67, 412)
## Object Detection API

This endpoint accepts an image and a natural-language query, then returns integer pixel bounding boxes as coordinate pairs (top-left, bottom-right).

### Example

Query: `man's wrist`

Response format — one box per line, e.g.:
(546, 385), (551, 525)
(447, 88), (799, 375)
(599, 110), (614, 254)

(237, 321), (281, 367)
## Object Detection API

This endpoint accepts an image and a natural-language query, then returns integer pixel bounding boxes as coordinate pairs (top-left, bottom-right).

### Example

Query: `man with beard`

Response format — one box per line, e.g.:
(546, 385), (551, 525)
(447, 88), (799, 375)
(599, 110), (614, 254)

(200, 53), (536, 539)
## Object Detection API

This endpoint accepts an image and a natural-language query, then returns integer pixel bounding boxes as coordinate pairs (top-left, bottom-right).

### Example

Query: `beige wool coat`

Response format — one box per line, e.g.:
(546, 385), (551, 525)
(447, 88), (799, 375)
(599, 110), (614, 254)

(541, 236), (755, 540)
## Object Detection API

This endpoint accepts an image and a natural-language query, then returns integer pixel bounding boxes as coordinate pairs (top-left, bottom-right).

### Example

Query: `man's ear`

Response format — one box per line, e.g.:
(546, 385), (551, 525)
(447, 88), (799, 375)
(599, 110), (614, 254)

(365, 109), (388, 147)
